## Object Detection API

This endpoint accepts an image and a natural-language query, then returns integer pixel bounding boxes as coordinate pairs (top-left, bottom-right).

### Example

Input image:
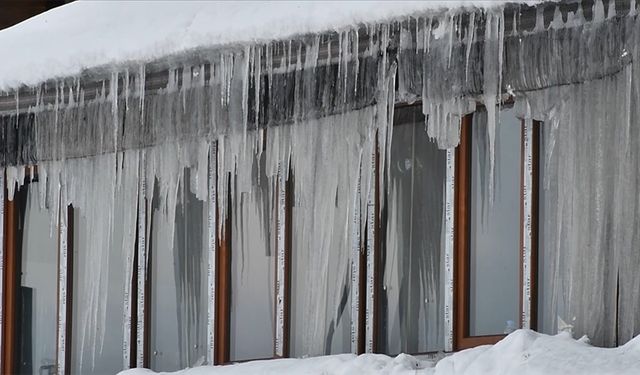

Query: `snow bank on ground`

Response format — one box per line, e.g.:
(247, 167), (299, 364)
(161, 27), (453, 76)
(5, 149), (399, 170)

(119, 353), (435, 375)
(435, 329), (640, 375)
(0, 0), (544, 90)
(117, 330), (640, 375)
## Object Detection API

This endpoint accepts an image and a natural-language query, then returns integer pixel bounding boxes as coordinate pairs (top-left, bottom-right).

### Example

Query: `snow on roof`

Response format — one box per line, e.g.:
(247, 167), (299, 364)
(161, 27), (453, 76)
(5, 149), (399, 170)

(0, 0), (544, 91)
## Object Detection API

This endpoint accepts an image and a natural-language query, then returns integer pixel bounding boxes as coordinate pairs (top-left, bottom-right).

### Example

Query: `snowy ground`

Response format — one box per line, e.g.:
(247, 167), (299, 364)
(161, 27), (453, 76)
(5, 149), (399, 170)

(118, 330), (640, 375)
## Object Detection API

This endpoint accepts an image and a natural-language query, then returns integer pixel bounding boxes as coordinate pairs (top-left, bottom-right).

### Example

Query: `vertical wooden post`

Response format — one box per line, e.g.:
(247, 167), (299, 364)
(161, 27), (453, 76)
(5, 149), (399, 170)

(444, 148), (456, 352)
(136, 156), (149, 368)
(530, 121), (540, 331)
(0, 172), (4, 374)
(128, 231), (139, 369)
(2, 181), (18, 374)
(350, 174), (362, 355)
(283, 170), (292, 357)
(365, 135), (379, 353)
(454, 115), (472, 350)
(56, 200), (73, 375)
(207, 143), (218, 364)
(520, 119), (540, 330)
(275, 165), (291, 358)
(214, 175), (231, 365)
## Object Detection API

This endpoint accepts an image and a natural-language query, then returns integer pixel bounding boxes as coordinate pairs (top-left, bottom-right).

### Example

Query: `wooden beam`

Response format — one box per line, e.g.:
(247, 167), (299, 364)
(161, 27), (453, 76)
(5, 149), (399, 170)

(530, 121), (541, 331)
(214, 175), (231, 365)
(453, 114), (472, 351)
(55, 202), (73, 375)
(283, 168), (293, 357)
(206, 143), (218, 364)
(64, 206), (74, 375)
(2, 186), (19, 374)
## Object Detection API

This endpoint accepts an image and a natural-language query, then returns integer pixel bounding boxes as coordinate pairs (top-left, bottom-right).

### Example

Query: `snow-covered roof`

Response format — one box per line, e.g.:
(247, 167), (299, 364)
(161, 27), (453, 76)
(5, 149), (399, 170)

(0, 0), (544, 91)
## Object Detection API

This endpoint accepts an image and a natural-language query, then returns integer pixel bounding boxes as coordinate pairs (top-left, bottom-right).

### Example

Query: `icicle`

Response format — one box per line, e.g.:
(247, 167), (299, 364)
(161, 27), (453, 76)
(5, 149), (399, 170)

(111, 72), (119, 154)
(254, 46), (262, 129)
(550, 6), (565, 29)
(532, 6), (545, 33)
(124, 69), (130, 111)
(353, 28), (360, 95)
(138, 64), (145, 127)
(482, 10), (505, 203)
(6, 166), (18, 201)
(593, 0), (606, 23)
(465, 12), (476, 82)
(242, 45), (251, 151)
(182, 66), (191, 113)
(447, 13), (455, 68)
(607, 0), (616, 19)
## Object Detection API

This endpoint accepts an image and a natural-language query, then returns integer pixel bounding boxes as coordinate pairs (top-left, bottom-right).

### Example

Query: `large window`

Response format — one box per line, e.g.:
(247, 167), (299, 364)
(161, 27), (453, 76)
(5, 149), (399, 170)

(149, 169), (208, 371)
(229, 149), (276, 361)
(379, 105), (446, 354)
(16, 182), (58, 375)
(70, 155), (138, 375)
(455, 107), (533, 349)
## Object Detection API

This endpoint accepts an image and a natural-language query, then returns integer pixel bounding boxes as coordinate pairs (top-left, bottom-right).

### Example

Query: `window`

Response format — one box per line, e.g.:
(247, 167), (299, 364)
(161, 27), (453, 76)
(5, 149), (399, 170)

(379, 105), (446, 354)
(228, 146), (276, 361)
(13, 181), (58, 375)
(149, 169), (208, 371)
(72, 205), (130, 374)
(454, 106), (536, 349)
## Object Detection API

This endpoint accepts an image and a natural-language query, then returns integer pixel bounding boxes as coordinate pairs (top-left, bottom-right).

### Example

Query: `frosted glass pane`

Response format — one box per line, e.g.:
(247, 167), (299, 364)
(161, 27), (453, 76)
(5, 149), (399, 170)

(19, 184), (57, 375)
(380, 107), (446, 354)
(230, 152), (275, 361)
(469, 108), (521, 336)
(150, 170), (208, 371)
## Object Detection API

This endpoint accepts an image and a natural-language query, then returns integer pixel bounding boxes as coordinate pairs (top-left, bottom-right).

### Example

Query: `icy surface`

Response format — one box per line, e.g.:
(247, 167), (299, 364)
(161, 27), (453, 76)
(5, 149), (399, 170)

(518, 62), (640, 346)
(116, 330), (640, 375)
(0, 0), (544, 90)
(2, 0), (640, 369)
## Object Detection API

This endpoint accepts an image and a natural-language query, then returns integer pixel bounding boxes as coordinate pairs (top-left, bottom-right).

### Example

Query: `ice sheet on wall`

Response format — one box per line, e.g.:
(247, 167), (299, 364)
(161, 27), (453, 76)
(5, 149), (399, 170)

(67, 152), (138, 374)
(272, 107), (377, 357)
(519, 61), (640, 346)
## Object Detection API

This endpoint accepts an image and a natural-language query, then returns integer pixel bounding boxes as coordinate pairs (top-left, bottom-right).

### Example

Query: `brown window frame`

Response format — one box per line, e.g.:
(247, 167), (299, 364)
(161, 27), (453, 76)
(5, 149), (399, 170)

(214, 173), (232, 365)
(214, 140), (294, 365)
(454, 113), (540, 350)
(0, 169), (76, 374)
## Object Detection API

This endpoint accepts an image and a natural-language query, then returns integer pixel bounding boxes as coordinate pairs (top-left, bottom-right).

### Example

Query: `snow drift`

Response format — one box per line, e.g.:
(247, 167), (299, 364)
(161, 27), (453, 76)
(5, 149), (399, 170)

(117, 330), (640, 375)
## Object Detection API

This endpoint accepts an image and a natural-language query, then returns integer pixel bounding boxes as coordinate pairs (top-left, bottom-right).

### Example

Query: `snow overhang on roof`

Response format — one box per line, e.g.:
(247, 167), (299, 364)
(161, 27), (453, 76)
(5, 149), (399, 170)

(0, 0), (550, 92)
(0, 0), (634, 166)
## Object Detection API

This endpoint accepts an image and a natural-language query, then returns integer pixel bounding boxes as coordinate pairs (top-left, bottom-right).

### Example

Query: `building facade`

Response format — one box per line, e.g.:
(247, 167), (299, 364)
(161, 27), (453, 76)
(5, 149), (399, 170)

(0, 0), (638, 374)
